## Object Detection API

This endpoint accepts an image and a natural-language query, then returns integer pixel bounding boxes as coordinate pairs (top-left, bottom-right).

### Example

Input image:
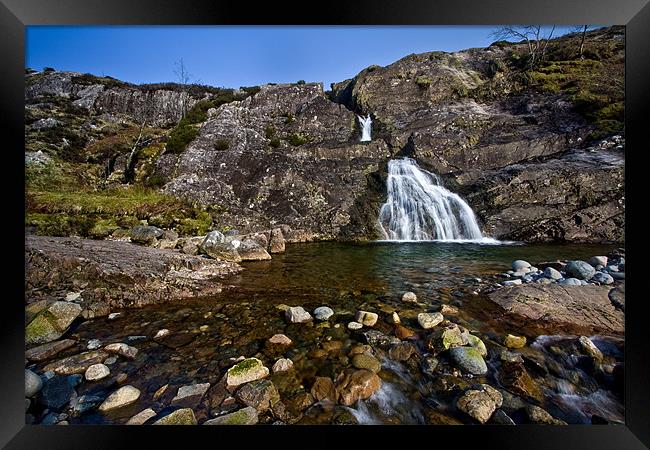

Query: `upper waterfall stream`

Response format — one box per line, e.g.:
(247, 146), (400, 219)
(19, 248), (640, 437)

(378, 158), (492, 242)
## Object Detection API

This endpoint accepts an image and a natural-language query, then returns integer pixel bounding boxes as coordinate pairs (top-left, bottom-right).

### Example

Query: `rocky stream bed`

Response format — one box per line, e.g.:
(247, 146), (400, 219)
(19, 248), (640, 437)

(24, 237), (625, 426)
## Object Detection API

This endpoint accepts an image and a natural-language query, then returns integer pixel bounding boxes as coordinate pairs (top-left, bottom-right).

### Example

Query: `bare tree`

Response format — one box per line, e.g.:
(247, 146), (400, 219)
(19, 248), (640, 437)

(573, 25), (598, 59)
(174, 58), (192, 118)
(490, 25), (556, 70)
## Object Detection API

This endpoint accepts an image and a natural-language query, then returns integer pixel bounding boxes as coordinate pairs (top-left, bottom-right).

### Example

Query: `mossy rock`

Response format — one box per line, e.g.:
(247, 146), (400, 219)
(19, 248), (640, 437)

(26, 314), (61, 345)
(204, 406), (258, 425)
(153, 408), (197, 425)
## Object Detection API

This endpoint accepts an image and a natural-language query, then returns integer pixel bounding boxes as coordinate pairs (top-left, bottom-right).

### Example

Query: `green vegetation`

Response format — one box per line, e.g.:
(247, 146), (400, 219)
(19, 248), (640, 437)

(286, 133), (310, 146)
(269, 137), (281, 148)
(26, 161), (216, 238)
(296, 80), (306, 85)
(215, 139), (230, 151)
(264, 124), (276, 139)
(527, 58), (623, 139)
(415, 75), (433, 88)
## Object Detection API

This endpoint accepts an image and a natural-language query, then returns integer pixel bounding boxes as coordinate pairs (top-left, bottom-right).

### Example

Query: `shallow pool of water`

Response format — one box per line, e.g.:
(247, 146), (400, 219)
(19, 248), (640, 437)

(55, 241), (623, 425)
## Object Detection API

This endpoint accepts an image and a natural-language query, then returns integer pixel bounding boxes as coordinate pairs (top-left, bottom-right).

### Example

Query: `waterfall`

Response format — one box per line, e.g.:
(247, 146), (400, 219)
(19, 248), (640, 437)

(358, 114), (372, 142)
(378, 158), (485, 241)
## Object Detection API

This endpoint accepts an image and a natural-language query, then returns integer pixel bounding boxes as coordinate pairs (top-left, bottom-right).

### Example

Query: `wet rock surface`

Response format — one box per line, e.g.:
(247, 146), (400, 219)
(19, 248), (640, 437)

(25, 236), (242, 318)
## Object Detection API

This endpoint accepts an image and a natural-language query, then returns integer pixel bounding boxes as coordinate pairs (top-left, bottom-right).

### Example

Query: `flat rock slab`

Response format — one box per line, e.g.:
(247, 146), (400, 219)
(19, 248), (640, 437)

(487, 284), (624, 335)
(25, 236), (242, 318)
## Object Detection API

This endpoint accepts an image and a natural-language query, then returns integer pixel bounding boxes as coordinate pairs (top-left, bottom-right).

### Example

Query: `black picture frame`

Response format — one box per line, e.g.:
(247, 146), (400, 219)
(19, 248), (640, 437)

(3, 0), (648, 448)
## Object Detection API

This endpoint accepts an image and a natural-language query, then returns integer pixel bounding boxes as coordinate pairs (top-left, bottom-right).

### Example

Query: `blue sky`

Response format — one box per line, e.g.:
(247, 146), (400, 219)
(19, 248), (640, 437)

(26, 26), (578, 90)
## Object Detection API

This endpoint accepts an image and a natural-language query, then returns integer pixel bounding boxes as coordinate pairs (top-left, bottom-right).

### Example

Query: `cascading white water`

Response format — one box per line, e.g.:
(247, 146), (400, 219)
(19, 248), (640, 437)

(378, 158), (484, 241)
(358, 114), (372, 142)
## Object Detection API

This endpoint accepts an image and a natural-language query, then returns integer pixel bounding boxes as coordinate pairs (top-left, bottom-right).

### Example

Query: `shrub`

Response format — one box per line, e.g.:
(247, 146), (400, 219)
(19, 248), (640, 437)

(297, 80), (306, 85)
(286, 133), (310, 146)
(415, 76), (432, 88)
(166, 121), (199, 154)
(265, 124), (276, 139)
(144, 173), (167, 189)
(215, 139), (230, 150)
(43, 67), (55, 72)
(269, 138), (281, 148)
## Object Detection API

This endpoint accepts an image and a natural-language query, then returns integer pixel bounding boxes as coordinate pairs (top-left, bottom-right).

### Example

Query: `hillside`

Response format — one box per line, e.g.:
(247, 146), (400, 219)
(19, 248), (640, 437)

(25, 26), (624, 243)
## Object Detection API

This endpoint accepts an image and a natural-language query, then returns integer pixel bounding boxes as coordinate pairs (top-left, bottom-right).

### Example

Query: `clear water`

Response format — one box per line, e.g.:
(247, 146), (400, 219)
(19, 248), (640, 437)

(50, 241), (622, 425)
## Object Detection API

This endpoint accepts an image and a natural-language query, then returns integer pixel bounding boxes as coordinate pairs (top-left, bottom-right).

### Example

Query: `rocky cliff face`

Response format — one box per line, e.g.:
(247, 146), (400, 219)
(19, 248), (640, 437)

(26, 71), (201, 127)
(25, 26), (625, 243)
(157, 83), (392, 239)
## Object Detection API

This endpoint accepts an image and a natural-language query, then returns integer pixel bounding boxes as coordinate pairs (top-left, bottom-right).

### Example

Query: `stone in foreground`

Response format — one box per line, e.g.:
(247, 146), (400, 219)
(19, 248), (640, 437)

(487, 284), (624, 335)
(355, 310), (379, 327)
(126, 408), (157, 425)
(314, 306), (334, 321)
(285, 306), (312, 323)
(153, 408), (197, 425)
(402, 292), (417, 303)
(226, 358), (269, 387)
(272, 358), (294, 373)
(417, 312), (444, 329)
(456, 385), (503, 424)
(98, 385), (141, 412)
(504, 334), (527, 349)
(84, 363), (110, 381)
(449, 347), (488, 375)
(336, 369), (381, 406)
(204, 406), (259, 425)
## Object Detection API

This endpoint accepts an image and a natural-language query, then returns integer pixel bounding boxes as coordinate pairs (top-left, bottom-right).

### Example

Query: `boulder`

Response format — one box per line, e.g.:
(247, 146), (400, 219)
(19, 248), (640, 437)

(449, 347), (488, 375)
(38, 375), (75, 410)
(285, 306), (312, 323)
(26, 302), (82, 345)
(104, 343), (138, 359)
(543, 267), (562, 280)
(204, 406), (258, 425)
(314, 306), (334, 321)
(592, 272), (614, 285)
(171, 383), (211, 407)
(84, 363), (110, 381)
(238, 238), (272, 261)
(153, 408), (197, 425)
(565, 260), (596, 280)
(272, 358), (294, 373)
(199, 230), (241, 262)
(402, 292), (417, 303)
(417, 312), (444, 329)
(226, 358), (269, 387)
(43, 350), (109, 375)
(311, 377), (338, 403)
(512, 260), (531, 271)
(235, 379), (280, 413)
(504, 334), (527, 349)
(589, 256), (608, 268)
(130, 225), (163, 245)
(578, 336), (603, 361)
(126, 408), (157, 425)
(355, 310), (379, 327)
(456, 385), (503, 424)
(26, 339), (76, 362)
(98, 385), (141, 412)
(269, 228), (285, 254)
(268, 334), (292, 345)
(351, 354), (381, 373)
(525, 405), (567, 425)
(467, 334), (487, 356)
(487, 284), (624, 335)
(25, 370), (43, 398)
(336, 369), (381, 406)
(388, 342), (417, 361)
(497, 360), (543, 403)
(425, 324), (468, 355)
